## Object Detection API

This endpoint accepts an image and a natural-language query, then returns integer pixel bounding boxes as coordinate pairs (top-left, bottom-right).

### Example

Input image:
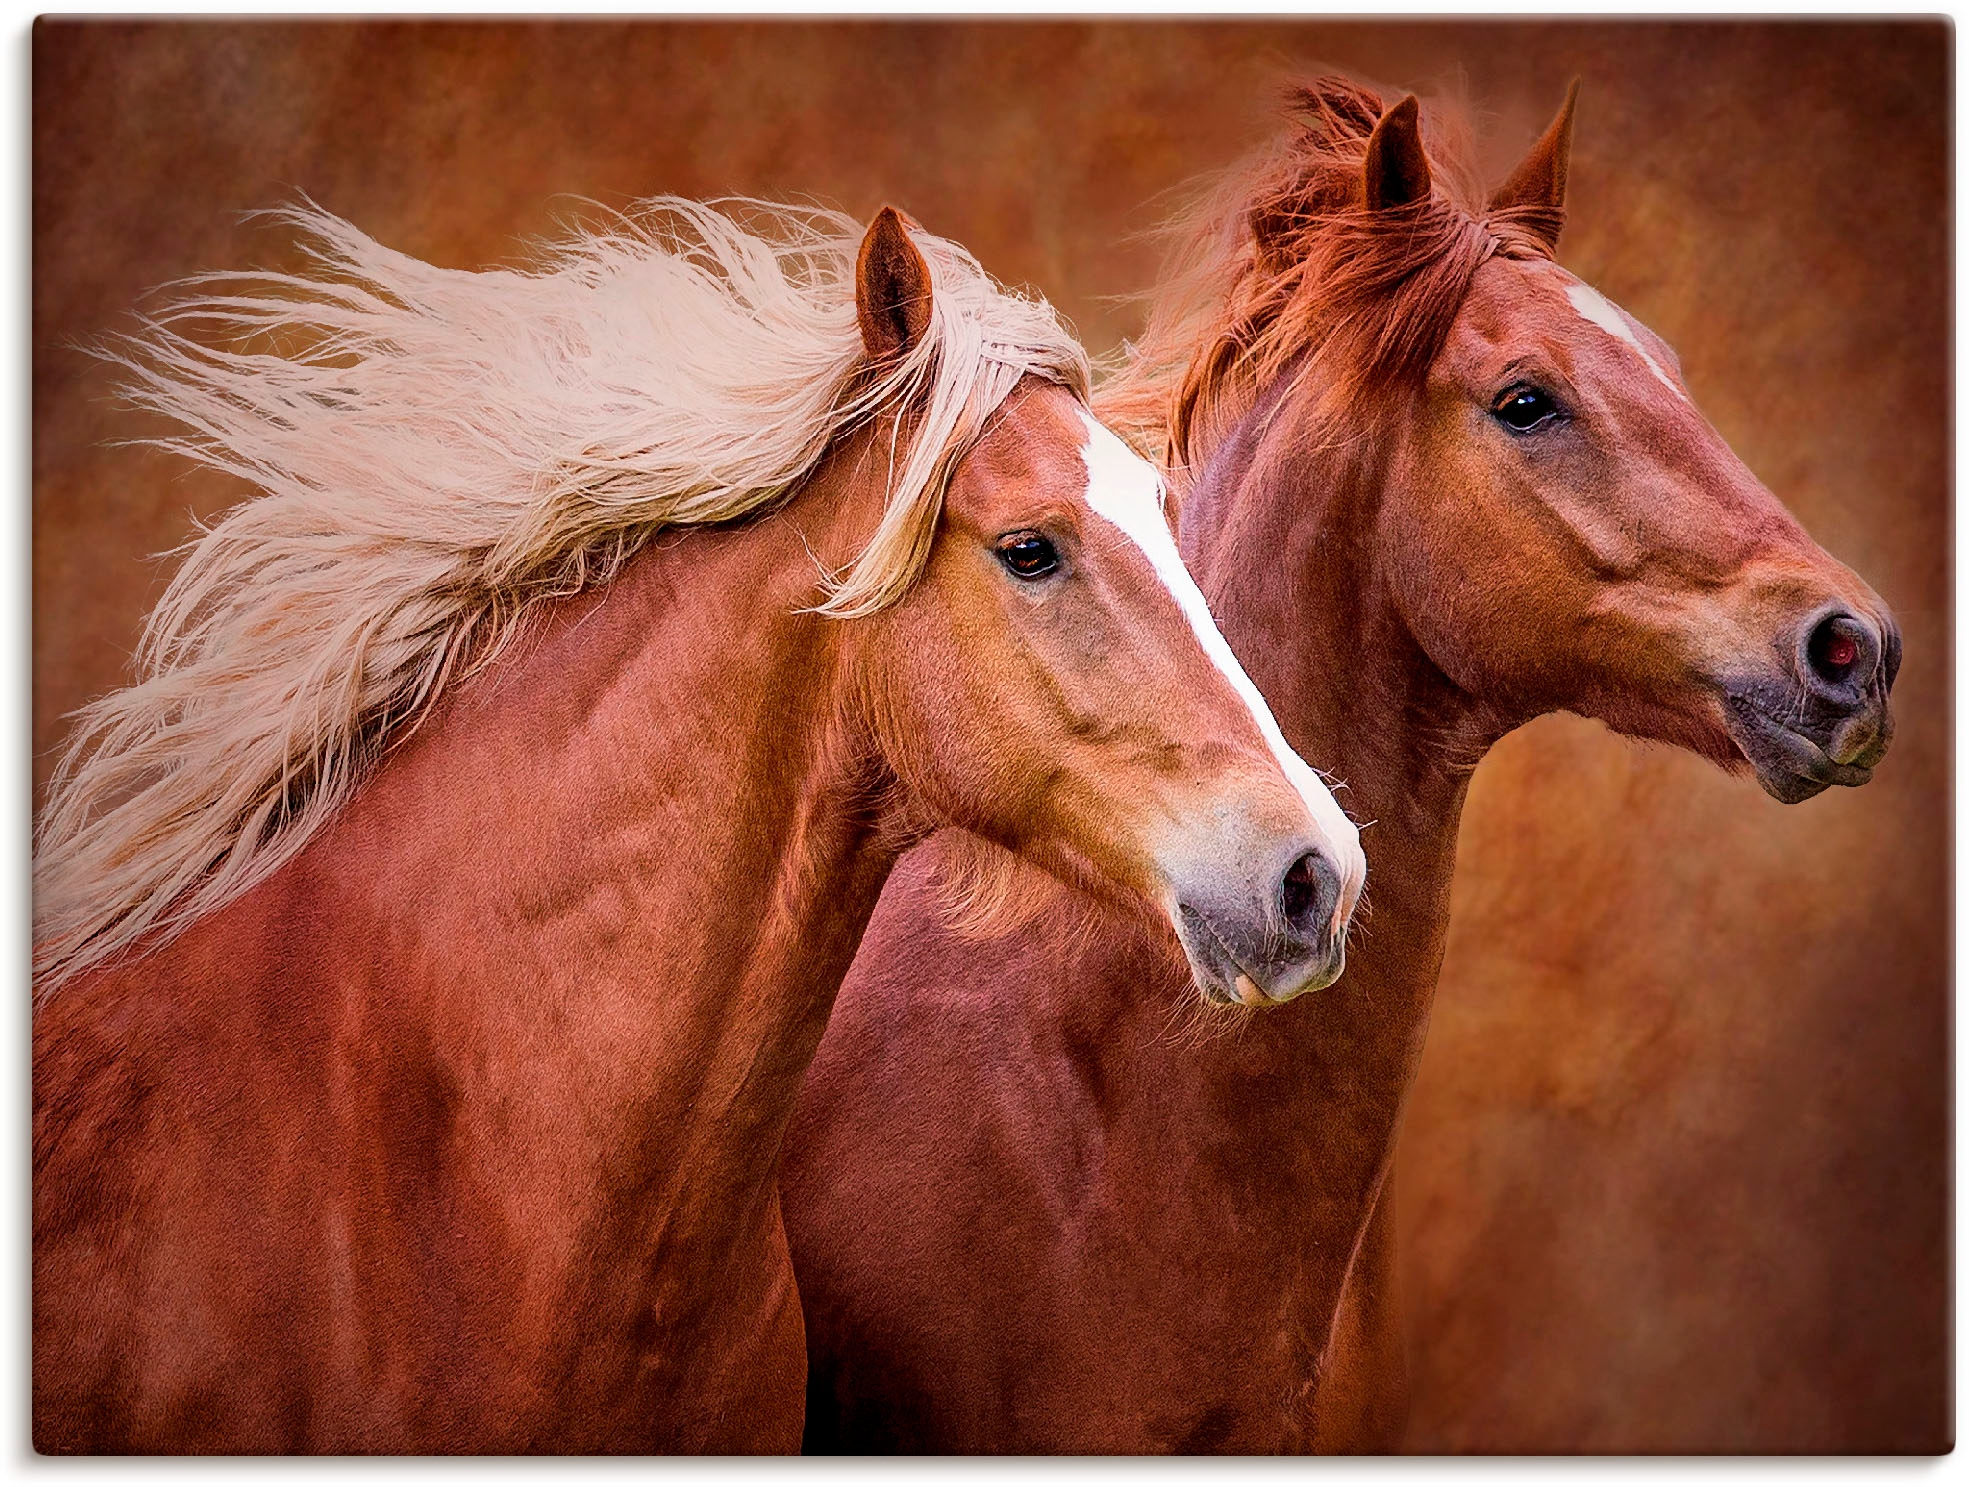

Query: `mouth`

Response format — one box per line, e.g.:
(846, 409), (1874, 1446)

(1177, 905), (1344, 1008)
(1723, 693), (1875, 804)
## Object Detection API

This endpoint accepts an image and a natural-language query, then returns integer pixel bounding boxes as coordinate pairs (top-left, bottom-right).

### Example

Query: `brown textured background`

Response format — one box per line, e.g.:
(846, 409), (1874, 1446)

(32, 20), (1950, 1453)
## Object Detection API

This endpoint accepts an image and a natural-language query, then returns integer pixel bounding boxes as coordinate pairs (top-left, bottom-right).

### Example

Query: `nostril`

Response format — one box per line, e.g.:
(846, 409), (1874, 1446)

(1805, 612), (1874, 689)
(1280, 850), (1334, 938)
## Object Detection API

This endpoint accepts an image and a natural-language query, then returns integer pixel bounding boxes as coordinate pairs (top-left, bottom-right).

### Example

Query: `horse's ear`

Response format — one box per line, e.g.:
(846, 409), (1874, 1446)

(1362, 95), (1432, 211)
(1488, 79), (1580, 249)
(856, 206), (934, 362)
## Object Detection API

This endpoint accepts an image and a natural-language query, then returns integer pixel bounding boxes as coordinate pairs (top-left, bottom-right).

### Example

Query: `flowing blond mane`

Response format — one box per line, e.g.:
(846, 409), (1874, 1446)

(35, 197), (1091, 991)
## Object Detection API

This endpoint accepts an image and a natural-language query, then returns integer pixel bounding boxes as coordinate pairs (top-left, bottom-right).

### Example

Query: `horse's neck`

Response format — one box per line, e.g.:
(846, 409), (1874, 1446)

(1160, 402), (1505, 1198)
(288, 477), (898, 1237)
(1184, 412), (1496, 959)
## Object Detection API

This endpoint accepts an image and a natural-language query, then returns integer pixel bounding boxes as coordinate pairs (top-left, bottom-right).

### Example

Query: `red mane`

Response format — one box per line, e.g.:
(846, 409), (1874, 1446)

(1098, 75), (1561, 491)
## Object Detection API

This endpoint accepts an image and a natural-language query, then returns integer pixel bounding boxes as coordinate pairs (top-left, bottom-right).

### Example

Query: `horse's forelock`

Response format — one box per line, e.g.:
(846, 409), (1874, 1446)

(1099, 74), (1558, 490)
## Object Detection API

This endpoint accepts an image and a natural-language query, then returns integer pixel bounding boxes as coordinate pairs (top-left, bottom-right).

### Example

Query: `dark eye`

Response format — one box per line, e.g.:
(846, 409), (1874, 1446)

(995, 532), (1060, 580)
(1491, 384), (1564, 433)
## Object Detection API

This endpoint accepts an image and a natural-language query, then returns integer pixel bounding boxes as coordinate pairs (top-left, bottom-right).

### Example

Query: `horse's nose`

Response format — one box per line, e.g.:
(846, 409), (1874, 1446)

(1721, 578), (1900, 802)
(1170, 831), (1359, 1008)
(1220, 839), (1355, 1005)
(1280, 847), (1344, 946)
(1793, 604), (1900, 768)
(1802, 608), (1884, 694)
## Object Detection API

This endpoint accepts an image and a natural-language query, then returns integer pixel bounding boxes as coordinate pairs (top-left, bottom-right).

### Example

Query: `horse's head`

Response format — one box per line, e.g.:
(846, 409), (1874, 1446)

(849, 210), (1364, 1005)
(1362, 89), (1899, 802)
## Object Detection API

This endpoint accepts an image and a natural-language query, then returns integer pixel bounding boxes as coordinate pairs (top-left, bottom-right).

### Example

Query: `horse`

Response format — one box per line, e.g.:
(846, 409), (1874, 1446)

(779, 79), (1902, 1452)
(31, 198), (1367, 1453)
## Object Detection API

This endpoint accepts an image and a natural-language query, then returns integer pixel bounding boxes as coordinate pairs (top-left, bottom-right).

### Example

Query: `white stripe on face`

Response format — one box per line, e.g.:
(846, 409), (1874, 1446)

(1074, 408), (1365, 894)
(1564, 281), (1687, 399)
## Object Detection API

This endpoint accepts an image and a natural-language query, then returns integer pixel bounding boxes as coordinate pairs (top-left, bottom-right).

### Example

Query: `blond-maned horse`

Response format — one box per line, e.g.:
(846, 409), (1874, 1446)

(33, 200), (1364, 1452)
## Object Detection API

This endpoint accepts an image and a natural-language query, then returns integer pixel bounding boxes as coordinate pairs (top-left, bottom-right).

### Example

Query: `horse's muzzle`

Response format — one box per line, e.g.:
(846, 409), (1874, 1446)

(1722, 601), (1901, 804)
(1174, 843), (1354, 1006)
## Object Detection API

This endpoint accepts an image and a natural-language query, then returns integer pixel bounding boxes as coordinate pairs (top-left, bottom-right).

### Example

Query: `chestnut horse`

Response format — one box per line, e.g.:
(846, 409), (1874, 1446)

(32, 200), (1365, 1452)
(781, 81), (1901, 1452)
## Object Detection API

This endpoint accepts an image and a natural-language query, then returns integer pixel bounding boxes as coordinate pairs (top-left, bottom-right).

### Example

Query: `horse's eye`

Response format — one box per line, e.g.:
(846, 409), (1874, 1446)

(995, 532), (1060, 580)
(1491, 384), (1564, 433)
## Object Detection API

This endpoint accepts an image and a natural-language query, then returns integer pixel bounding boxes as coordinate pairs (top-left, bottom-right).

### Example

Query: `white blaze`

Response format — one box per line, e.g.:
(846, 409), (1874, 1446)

(1564, 281), (1687, 399)
(1074, 408), (1365, 897)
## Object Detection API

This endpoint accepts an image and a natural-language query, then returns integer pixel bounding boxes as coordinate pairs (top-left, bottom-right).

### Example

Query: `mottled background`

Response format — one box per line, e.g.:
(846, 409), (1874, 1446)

(32, 20), (1950, 1453)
